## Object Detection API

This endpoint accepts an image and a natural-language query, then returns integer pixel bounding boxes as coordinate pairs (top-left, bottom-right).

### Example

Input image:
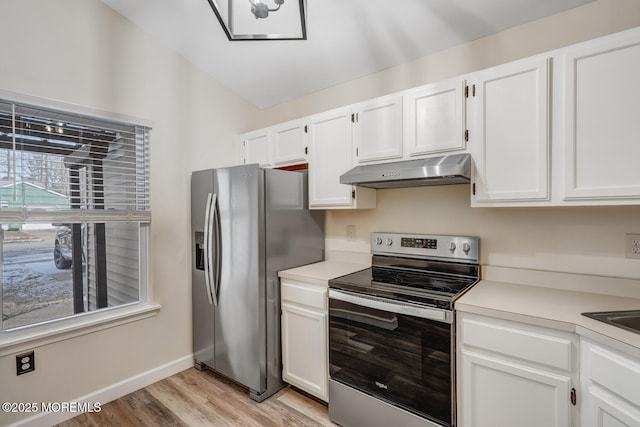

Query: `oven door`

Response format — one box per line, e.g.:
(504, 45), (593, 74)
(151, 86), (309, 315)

(328, 289), (454, 427)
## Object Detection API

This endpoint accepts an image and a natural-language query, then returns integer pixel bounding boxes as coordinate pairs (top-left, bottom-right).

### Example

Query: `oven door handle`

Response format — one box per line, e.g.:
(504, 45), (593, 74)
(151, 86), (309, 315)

(329, 289), (452, 324)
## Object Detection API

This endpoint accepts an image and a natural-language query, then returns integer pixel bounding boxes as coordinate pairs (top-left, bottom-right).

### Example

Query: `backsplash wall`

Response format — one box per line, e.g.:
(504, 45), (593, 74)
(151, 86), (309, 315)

(325, 184), (640, 279)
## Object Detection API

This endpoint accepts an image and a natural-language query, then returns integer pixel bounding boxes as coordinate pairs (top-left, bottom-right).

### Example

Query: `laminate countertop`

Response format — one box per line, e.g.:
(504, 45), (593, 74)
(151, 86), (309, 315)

(456, 279), (640, 351)
(278, 261), (369, 286)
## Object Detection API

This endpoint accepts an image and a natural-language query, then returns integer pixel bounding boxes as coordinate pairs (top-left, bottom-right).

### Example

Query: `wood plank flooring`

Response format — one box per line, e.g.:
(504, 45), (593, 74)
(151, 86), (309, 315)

(57, 368), (338, 427)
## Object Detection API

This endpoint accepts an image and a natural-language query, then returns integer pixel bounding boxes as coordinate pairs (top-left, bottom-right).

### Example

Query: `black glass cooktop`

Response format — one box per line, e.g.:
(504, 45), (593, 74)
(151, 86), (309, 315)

(329, 265), (478, 310)
(371, 266), (474, 294)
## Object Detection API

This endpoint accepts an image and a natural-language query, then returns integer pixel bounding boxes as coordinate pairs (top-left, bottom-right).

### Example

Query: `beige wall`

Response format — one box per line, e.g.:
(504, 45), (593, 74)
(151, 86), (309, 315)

(0, 0), (258, 424)
(326, 186), (640, 279)
(257, 0), (640, 127)
(257, 0), (640, 281)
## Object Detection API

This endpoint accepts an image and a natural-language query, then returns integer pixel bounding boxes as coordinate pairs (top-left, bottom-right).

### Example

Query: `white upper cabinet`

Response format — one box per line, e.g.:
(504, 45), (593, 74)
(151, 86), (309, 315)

(240, 128), (272, 167)
(236, 27), (640, 208)
(272, 119), (308, 167)
(307, 107), (376, 209)
(470, 56), (550, 205)
(563, 30), (640, 201)
(403, 78), (467, 157)
(352, 94), (403, 164)
(308, 108), (352, 207)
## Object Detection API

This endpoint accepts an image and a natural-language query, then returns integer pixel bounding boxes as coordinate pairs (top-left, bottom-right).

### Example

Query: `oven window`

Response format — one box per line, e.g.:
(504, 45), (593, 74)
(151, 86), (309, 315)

(329, 297), (452, 426)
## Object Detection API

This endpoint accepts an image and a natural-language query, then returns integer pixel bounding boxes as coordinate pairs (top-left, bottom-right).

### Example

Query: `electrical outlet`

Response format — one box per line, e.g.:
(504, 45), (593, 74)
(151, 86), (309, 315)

(346, 225), (356, 242)
(16, 351), (35, 376)
(625, 233), (640, 259)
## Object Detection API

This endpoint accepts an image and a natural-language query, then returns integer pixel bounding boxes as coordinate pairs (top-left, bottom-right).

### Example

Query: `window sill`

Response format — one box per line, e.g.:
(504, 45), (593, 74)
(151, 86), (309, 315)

(0, 303), (161, 357)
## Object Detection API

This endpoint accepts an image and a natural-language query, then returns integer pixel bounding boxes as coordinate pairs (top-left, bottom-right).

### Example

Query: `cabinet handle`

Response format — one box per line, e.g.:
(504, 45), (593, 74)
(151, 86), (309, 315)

(304, 146), (308, 155)
(465, 84), (477, 98)
(570, 388), (576, 406)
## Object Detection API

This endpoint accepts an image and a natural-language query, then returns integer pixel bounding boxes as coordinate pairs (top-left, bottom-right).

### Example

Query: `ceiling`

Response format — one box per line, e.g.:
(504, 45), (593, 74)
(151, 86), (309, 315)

(99, 0), (596, 109)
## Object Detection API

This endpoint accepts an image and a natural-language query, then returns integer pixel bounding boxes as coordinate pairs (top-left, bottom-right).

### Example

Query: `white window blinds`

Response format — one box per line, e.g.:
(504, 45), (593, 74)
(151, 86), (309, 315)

(0, 99), (150, 224)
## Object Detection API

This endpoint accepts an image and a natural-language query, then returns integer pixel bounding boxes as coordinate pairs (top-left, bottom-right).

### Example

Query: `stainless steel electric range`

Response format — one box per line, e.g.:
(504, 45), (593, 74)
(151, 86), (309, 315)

(328, 232), (480, 427)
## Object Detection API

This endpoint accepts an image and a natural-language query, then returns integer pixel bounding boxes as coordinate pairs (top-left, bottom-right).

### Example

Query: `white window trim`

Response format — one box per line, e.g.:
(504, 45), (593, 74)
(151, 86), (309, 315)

(0, 303), (161, 357)
(1, 221), (155, 356)
(0, 91), (156, 355)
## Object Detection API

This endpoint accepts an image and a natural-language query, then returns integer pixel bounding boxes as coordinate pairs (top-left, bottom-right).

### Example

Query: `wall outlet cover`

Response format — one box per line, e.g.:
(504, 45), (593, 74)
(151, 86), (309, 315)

(16, 351), (35, 376)
(625, 233), (640, 259)
(347, 225), (356, 242)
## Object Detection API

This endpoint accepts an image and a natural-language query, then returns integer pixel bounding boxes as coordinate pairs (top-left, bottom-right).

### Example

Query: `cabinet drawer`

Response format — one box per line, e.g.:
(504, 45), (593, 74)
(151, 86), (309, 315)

(281, 280), (326, 310)
(584, 341), (640, 407)
(460, 316), (573, 371)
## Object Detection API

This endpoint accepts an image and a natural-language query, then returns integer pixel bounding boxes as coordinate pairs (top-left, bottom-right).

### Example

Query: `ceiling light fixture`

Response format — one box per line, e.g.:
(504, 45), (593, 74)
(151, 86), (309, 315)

(206, 0), (306, 41)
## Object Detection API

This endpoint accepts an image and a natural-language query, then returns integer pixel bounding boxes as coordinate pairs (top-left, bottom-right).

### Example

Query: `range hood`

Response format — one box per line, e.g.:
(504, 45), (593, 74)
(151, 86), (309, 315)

(339, 153), (471, 189)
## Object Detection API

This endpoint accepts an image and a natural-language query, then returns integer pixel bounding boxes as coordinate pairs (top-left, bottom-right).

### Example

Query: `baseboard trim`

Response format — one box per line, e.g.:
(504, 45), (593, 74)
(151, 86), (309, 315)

(9, 354), (194, 427)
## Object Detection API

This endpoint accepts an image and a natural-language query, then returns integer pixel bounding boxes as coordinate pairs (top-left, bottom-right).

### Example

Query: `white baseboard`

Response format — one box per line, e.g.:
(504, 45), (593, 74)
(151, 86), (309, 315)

(9, 354), (194, 427)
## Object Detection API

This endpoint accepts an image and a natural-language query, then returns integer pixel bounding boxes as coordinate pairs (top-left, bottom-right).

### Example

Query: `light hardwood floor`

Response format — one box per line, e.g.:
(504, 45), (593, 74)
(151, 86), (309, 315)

(57, 368), (338, 427)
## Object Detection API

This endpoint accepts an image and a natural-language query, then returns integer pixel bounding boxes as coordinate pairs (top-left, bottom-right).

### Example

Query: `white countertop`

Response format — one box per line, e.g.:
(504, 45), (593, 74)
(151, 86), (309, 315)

(278, 260), (369, 286)
(456, 279), (640, 350)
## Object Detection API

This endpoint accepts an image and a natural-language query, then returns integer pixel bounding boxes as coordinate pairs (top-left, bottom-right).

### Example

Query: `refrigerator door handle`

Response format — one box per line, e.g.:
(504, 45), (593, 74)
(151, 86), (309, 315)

(211, 192), (221, 307)
(203, 193), (216, 306)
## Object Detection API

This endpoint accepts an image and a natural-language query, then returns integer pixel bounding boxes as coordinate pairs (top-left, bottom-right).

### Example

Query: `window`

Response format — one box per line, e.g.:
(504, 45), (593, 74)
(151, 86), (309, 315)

(0, 97), (151, 332)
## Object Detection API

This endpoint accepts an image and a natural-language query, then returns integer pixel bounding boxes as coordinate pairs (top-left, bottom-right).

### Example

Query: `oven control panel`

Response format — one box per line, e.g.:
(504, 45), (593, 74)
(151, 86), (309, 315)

(401, 237), (437, 249)
(371, 232), (479, 263)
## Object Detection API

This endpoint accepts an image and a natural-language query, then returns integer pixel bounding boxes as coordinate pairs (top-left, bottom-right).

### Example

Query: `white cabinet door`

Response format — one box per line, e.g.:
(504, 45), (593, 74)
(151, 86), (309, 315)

(281, 302), (328, 401)
(403, 79), (466, 157)
(458, 313), (577, 427)
(583, 387), (640, 427)
(308, 108), (353, 207)
(308, 107), (376, 209)
(581, 339), (640, 427)
(471, 57), (550, 204)
(272, 119), (307, 167)
(241, 128), (272, 167)
(352, 95), (402, 164)
(563, 31), (640, 201)
(460, 350), (572, 427)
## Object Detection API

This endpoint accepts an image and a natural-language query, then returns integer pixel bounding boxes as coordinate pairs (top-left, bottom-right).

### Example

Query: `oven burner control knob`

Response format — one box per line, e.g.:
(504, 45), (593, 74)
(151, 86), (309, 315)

(463, 242), (471, 254)
(385, 238), (393, 246)
(448, 241), (456, 252)
(375, 237), (383, 245)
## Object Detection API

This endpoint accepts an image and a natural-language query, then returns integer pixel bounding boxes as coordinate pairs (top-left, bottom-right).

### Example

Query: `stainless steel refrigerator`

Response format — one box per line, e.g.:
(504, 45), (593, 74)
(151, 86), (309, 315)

(191, 164), (324, 402)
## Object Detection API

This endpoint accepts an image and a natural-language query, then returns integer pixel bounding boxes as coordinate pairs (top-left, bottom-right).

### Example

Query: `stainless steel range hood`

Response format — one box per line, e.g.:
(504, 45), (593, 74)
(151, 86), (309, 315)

(339, 153), (471, 189)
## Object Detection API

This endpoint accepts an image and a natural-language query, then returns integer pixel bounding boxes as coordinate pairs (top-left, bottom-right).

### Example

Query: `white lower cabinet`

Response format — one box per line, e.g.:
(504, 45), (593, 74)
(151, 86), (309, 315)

(580, 339), (640, 427)
(457, 313), (577, 427)
(280, 279), (328, 401)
